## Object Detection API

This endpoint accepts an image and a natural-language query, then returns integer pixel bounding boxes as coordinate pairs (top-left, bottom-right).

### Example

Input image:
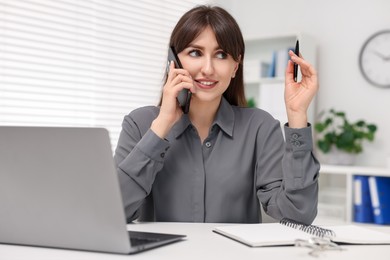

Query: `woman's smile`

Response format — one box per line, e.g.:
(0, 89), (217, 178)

(194, 79), (218, 89)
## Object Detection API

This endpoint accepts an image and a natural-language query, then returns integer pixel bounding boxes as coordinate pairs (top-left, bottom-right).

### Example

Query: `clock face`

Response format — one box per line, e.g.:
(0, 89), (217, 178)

(359, 30), (390, 88)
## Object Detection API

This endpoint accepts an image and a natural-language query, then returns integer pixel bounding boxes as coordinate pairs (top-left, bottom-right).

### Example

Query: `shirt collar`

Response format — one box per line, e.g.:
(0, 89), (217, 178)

(170, 97), (235, 139)
(213, 97), (234, 137)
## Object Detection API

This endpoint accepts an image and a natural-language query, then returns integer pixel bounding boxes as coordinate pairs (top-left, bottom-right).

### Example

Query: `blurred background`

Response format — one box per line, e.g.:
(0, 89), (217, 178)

(1, 0), (389, 167)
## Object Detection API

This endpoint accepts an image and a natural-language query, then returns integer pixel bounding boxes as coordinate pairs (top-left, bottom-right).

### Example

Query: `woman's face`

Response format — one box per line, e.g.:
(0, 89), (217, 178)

(178, 26), (239, 104)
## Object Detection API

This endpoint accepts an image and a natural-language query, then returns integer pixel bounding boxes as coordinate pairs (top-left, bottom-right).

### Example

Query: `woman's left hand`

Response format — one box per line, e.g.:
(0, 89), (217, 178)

(284, 50), (319, 128)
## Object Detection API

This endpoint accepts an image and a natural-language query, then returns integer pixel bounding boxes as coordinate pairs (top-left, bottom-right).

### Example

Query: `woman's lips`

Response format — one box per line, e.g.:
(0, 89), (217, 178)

(195, 80), (218, 89)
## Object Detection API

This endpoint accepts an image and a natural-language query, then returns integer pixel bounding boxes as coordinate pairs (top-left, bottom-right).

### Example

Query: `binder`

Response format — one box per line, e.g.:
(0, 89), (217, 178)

(267, 51), (276, 77)
(353, 175), (374, 223)
(368, 176), (390, 224)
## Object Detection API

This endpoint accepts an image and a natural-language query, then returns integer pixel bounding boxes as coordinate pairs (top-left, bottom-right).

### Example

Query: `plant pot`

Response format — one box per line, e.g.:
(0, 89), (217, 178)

(321, 148), (356, 166)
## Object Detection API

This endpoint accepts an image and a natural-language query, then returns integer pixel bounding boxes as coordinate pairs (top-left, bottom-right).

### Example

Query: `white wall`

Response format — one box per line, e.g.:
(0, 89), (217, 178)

(214, 0), (390, 167)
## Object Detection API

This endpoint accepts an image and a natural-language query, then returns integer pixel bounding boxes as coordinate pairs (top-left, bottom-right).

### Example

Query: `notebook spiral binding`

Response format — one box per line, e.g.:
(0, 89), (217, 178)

(280, 218), (336, 238)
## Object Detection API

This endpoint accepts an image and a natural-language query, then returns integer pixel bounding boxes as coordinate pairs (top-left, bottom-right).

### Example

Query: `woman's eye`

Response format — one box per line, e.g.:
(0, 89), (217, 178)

(216, 51), (228, 59)
(189, 50), (201, 57)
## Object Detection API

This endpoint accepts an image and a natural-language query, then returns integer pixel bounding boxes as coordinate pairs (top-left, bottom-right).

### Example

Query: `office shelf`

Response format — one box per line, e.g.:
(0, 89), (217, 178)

(244, 32), (317, 124)
(319, 164), (390, 223)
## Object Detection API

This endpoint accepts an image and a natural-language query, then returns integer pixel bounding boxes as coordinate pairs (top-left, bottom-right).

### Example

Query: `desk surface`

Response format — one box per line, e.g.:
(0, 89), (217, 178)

(1, 222), (390, 260)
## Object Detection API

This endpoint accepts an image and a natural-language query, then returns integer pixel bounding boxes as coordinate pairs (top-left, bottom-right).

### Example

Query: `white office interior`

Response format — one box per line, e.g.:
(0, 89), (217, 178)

(1, 0), (390, 258)
(217, 0), (390, 167)
(0, 0), (390, 259)
(1, 0), (389, 165)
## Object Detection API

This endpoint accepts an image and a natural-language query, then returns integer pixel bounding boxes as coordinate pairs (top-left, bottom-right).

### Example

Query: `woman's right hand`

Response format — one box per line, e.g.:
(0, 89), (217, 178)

(151, 61), (195, 139)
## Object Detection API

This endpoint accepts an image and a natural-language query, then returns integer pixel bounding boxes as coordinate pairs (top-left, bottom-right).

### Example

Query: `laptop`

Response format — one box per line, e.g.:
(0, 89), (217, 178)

(0, 126), (185, 254)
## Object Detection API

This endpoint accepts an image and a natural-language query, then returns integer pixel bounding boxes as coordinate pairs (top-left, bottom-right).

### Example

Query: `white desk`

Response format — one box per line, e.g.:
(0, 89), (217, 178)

(1, 222), (390, 260)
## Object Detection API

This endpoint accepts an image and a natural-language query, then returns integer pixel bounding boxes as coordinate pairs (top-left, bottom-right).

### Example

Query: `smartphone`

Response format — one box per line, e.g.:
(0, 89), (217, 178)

(167, 46), (191, 114)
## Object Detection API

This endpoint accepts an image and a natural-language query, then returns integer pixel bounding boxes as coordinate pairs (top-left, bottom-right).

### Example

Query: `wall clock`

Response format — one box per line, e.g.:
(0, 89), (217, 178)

(359, 30), (390, 88)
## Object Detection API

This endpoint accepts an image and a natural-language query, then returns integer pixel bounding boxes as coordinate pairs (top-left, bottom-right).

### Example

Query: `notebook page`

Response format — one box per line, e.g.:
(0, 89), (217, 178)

(214, 223), (312, 247)
(326, 225), (390, 244)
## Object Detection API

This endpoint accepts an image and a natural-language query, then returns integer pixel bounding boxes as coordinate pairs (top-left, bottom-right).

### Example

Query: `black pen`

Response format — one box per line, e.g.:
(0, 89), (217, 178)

(293, 40), (299, 82)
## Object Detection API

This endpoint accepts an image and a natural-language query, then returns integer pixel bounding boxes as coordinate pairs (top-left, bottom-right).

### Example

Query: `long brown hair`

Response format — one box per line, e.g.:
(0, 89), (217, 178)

(160, 5), (247, 107)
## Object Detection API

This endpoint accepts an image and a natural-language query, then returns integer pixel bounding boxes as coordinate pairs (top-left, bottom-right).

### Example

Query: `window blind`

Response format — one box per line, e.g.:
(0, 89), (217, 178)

(0, 0), (209, 151)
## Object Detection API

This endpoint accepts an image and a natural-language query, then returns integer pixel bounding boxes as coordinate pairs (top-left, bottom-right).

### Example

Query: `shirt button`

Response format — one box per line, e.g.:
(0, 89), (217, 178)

(205, 142), (212, 148)
(160, 152), (165, 158)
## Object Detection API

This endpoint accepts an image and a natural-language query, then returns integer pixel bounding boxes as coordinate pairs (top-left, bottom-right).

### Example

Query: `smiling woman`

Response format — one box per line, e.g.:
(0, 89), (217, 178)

(114, 5), (321, 225)
(0, 0), (210, 150)
(178, 26), (240, 107)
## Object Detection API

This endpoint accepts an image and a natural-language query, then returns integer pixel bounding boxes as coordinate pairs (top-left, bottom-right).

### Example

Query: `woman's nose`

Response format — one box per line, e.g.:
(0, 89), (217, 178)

(200, 57), (214, 75)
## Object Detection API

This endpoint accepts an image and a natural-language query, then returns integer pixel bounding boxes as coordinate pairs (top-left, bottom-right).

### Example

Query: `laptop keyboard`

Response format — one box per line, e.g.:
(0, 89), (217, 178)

(130, 236), (161, 246)
(128, 231), (166, 246)
(128, 230), (184, 248)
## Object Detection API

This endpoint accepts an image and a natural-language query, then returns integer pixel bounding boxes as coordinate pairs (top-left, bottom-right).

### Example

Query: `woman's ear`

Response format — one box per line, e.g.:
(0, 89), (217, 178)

(232, 55), (241, 78)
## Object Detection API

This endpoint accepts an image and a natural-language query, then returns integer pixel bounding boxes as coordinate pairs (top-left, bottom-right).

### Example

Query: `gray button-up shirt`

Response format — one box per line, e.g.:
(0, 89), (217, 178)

(114, 97), (319, 224)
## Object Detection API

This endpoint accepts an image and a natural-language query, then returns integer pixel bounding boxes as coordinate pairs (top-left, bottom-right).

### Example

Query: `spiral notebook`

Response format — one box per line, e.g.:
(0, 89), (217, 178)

(213, 219), (390, 247)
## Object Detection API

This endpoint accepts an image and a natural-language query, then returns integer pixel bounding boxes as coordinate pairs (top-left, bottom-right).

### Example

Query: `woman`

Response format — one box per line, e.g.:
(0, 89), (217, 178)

(114, 5), (320, 224)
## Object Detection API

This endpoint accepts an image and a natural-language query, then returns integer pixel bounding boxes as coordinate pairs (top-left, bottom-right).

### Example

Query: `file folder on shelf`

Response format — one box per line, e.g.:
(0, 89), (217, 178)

(368, 176), (390, 224)
(353, 175), (374, 223)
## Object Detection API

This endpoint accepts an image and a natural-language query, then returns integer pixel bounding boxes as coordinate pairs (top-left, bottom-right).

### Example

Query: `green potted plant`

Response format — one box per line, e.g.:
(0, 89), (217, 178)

(246, 97), (256, 108)
(314, 109), (377, 165)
